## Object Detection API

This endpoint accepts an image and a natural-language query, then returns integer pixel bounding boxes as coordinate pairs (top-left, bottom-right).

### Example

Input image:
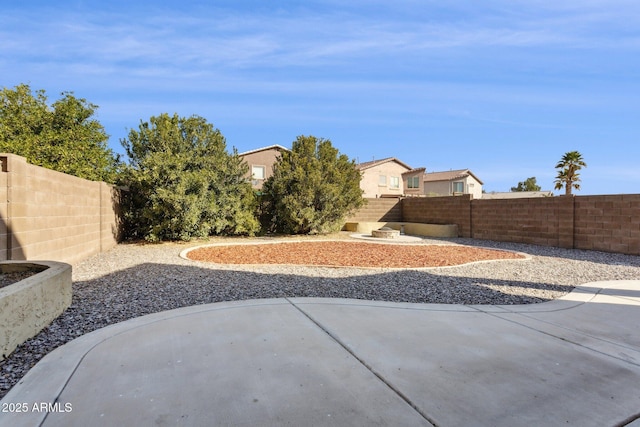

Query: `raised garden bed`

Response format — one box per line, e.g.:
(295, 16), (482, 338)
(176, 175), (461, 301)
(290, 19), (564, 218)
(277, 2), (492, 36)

(0, 261), (72, 360)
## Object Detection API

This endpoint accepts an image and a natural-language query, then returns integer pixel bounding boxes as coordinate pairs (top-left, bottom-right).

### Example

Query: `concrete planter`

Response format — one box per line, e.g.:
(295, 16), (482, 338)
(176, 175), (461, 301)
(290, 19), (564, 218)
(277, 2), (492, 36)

(344, 221), (459, 238)
(0, 261), (72, 360)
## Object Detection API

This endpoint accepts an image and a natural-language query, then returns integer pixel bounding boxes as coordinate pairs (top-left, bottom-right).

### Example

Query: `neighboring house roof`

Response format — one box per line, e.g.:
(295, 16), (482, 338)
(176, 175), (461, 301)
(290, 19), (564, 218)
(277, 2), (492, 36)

(356, 157), (413, 171)
(423, 169), (484, 185)
(401, 167), (426, 176)
(238, 144), (289, 156)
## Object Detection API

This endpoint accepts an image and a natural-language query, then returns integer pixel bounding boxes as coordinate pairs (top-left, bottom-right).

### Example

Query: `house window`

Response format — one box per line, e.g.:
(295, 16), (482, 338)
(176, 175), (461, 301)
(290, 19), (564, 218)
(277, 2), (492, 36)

(252, 165), (266, 180)
(390, 176), (400, 189)
(453, 181), (464, 193)
(378, 175), (387, 186)
(407, 176), (420, 189)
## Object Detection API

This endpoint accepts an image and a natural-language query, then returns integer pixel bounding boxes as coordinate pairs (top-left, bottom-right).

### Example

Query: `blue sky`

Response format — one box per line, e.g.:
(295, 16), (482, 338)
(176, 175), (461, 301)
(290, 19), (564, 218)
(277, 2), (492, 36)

(2, 0), (639, 194)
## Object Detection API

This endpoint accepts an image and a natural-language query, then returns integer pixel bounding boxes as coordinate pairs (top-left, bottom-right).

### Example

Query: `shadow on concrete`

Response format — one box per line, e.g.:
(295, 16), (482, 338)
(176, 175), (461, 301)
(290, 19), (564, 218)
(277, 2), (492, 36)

(0, 259), (577, 398)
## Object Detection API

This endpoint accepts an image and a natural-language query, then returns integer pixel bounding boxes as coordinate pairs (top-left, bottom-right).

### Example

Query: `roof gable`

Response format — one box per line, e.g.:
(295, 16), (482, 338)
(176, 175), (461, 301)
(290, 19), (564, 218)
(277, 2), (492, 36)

(356, 157), (413, 171)
(238, 144), (289, 156)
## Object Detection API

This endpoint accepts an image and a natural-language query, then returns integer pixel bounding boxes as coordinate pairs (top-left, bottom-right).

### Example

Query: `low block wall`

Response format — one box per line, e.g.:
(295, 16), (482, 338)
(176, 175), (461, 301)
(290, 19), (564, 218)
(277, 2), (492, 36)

(0, 154), (122, 264)
(0, 261), (72, 360)
(344, 221), (458, 238)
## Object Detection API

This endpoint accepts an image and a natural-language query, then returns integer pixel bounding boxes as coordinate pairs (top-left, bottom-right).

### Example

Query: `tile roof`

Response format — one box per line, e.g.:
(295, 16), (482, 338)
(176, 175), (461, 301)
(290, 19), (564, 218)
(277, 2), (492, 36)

(355, 157), (413, 171)
(423, 169), (484, 184)
(402, 167), (426, 175)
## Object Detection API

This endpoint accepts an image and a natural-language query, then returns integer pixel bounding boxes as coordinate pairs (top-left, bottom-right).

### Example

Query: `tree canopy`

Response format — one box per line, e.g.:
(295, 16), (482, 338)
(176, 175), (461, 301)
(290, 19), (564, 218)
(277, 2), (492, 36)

(120, 113), (258, 241)
(0, 84), (120, 182)
(262, 135), (364, 234)
(554, 151), (587, 195)
(511, 177), (541, 192)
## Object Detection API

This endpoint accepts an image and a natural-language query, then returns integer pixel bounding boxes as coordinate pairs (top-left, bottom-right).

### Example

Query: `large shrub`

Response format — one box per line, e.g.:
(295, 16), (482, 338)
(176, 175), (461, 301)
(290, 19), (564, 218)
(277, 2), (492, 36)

(0, 84), (120, 182)
(120, 113), (258, 241)
(262, 135), (363, 234)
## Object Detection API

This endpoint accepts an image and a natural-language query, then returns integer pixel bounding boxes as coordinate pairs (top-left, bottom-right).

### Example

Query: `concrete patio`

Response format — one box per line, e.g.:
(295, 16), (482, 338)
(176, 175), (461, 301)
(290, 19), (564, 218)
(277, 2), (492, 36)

(1, 280), (639, 426)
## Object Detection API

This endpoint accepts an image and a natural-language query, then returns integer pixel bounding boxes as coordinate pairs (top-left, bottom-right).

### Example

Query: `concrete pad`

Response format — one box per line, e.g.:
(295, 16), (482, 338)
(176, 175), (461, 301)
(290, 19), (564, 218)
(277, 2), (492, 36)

(290, 282), (640, 426)
(2, 281), (640, 426)
(1, 300), (431, 427)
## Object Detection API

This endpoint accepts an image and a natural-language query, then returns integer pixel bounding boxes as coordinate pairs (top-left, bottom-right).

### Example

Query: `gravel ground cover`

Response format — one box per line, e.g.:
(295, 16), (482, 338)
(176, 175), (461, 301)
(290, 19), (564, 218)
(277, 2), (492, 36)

(0, 270), (39, 289)
(1, 234), (639, 398)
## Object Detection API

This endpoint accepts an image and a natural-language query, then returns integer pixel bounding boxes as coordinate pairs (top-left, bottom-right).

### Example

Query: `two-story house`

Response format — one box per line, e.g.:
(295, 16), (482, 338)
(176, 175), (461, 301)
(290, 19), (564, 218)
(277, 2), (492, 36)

(356, 157), (413, 198)
(238, 145), (289, 190)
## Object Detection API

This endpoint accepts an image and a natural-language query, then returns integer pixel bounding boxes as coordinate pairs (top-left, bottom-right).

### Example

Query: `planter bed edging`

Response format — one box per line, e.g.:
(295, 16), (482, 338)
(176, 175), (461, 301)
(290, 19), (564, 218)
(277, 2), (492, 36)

(0, 261), (72, 360)
(343, 221), (458, 238)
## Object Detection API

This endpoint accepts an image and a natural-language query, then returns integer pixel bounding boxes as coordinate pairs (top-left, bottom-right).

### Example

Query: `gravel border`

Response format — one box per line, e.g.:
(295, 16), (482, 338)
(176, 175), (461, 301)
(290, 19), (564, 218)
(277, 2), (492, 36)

(2, 235), (640, 398)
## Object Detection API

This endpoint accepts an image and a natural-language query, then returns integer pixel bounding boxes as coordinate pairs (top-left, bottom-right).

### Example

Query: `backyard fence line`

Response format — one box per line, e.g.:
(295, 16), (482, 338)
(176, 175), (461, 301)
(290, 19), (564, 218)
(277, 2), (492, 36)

(1, 153), (122, 264)
(348, 195), (640, 256)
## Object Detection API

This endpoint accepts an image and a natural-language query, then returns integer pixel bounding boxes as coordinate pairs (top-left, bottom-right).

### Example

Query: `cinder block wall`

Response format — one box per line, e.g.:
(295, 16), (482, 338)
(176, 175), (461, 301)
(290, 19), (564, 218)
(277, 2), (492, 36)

(402, 195), (472, 237)
(471, 197), (575, 248)
(345, 198), (402, 222)
(574, 194), (640, 254)
(0, 161), (9, 261)
(0, 154), (121, 264)
(347, 195), (640, 255)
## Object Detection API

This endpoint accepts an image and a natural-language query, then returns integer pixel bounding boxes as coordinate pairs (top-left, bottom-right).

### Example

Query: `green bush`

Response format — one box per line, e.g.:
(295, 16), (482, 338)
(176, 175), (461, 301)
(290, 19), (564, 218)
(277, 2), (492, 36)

(262, 135), (363, 234)
(0, 84), (120, 182)
(120, 113), (259, 241)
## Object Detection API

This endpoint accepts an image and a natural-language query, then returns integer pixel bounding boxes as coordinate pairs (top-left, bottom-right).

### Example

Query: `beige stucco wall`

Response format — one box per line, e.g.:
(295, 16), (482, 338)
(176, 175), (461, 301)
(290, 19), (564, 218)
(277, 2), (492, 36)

(0, 154), (121, 264)
(464, 176), (483, 199)
(423, 180), (452, 197)
(240, 148), (284, 190)
(360, 162), (409, 198)
(423, 176), (483, 198)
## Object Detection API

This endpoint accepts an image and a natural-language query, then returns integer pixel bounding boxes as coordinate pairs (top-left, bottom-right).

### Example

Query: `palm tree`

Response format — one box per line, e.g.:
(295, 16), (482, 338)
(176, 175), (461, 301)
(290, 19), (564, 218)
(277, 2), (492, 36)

(554, 151), (587, 195)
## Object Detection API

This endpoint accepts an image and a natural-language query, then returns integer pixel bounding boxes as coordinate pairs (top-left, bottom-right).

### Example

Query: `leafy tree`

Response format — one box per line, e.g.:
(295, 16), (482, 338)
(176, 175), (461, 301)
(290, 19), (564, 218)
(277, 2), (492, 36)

(262, 135), (364, 234)
(511, 177), (541, 192)
(0, 84), (120, 182)
(554, 151), (587, 195)
(120, 113), (258, 241)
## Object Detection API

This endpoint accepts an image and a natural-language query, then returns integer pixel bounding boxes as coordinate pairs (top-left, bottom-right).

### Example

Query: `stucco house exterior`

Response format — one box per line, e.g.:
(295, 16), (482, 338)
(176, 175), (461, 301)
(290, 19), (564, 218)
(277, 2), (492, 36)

(402, 167), (426, 197)
(238, 145), (289, 190)
(356, 157), (413, 198)
(423, 169), (484, 199)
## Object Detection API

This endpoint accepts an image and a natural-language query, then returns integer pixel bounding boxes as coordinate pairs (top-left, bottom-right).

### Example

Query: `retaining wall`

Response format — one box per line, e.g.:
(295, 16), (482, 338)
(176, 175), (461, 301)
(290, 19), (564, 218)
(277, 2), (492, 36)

(0, 154), (121, 264)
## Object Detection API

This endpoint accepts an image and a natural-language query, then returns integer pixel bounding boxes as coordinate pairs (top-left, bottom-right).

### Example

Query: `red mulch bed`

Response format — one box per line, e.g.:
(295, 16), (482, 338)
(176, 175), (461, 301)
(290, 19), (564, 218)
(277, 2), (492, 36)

(186, 241), (525, 268)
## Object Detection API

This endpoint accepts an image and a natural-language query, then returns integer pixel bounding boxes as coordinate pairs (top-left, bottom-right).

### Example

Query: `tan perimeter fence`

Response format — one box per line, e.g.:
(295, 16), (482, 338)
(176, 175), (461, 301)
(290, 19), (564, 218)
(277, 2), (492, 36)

(0, 154), (121, 264)
(349, 196), (640, 256)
